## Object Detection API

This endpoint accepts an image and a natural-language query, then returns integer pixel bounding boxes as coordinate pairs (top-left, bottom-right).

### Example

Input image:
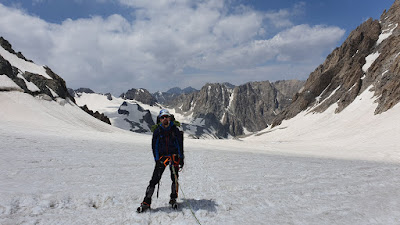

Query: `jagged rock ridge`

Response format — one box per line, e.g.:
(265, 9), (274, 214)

(0, 37), (75, 102)
(167, 80), (305, 137)
(108, 79), (303, 138)
(272, 0), (400, 127)
(80, 105), (111, 125)
(153, 87), (199, 105)
(120, 88), (157, 106)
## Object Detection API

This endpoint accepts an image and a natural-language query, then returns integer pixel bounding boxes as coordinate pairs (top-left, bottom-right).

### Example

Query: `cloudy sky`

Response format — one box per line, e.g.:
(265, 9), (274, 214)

(0, 0), (394, 94)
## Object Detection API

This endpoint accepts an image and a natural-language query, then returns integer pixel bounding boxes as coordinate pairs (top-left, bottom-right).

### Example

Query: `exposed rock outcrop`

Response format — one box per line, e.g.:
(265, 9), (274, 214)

(80, 105), (111, 125)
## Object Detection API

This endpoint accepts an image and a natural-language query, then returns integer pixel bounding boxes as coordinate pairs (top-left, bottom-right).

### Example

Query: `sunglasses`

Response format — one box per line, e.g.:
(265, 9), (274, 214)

(160, 115), (169, 119)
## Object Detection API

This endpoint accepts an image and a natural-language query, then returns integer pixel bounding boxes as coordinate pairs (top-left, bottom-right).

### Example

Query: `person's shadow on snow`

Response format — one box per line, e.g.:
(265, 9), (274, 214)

(151, 199), (217, 213)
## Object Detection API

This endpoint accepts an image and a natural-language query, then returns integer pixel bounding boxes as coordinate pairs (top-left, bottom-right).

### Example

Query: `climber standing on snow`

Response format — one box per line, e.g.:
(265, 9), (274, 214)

(137, 109), (184, 213)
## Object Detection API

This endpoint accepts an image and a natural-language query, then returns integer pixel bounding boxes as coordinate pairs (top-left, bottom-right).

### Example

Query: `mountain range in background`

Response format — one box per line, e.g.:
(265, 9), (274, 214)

(68, 78), (304, 138)
(1, 0), (399, 139)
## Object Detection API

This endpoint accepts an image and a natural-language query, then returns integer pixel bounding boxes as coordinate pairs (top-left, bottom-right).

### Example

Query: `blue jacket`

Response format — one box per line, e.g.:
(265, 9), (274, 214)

(152, 122), (183, 161)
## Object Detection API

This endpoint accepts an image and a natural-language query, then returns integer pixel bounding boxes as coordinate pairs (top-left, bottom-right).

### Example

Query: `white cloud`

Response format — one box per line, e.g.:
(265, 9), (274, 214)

(187, 24), (344, 70)
(233, 63), (317, 83)
(0, 1), (345, 94)
(263, 1), (305, 29)
(213, 11), (263, 44)
(266, 24), (345, 62)
(264, 9), (293, 28)
(0, 5), (54, 63)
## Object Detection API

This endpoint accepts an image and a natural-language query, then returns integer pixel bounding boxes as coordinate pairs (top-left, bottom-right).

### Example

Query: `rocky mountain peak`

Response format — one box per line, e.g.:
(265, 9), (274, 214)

(166, 87), (184, 94)
(120, 88), (157, 106)
(0, 37), (75, 103)
(192, 83), (233, 118)
(165, 80), (304, 137)
(272, 0), (400, 127)
(75, 88), (95, 94)
(182, 86), (198, 94)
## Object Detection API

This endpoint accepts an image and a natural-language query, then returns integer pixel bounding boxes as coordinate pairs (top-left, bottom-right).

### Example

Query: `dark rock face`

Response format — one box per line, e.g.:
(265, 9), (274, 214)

(120, 88), (157, 106)
(372, 0), (400, 114)
(227, 80), (304, 136)
(67, 88), (75, 97)
(272, 0), (400, 127)
(118, 102), (130, 115)
(75, 88), (95, 94)
(229, 82), (282, 134)
(68, 88), (96, 98)
(104, 93), (113, 101)
(80, 105), (111, 125)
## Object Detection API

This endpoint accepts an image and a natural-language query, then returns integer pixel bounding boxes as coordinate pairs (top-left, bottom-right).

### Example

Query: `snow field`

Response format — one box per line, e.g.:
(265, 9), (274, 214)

(1, 90), (400, 224)
(1, 129), (400, 224)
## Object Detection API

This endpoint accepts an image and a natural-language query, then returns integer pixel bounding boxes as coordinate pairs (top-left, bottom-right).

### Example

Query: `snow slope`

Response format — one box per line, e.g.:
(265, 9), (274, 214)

(245, 86), (400, 162)
(74, 92), (159, 133)
(1, 89), (400, 225)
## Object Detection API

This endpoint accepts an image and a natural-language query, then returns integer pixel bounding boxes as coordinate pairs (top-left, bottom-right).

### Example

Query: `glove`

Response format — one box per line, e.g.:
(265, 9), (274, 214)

(179, 158), (184, 168)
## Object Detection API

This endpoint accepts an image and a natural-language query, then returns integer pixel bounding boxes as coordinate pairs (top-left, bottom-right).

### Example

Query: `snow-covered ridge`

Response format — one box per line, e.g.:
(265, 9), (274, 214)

(0, 45), (52, 79)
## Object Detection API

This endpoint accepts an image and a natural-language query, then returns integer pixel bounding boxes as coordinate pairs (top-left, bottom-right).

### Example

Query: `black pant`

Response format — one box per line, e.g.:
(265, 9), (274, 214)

(143, 161), (179, 204)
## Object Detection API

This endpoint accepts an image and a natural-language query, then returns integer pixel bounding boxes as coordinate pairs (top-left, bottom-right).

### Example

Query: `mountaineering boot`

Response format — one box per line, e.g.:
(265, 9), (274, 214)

(169, 198), (178, 209)
(137, 202), (151, 213)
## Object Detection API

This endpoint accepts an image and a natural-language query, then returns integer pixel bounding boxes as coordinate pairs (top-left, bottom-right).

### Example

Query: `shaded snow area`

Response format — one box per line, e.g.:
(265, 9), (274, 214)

(1, 90), (400, 224)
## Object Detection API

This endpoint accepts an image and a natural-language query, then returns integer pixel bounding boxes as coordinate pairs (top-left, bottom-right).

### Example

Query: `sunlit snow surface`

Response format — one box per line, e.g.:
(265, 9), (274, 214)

(0, 46), (52, 80)
(1, 89), (400, 225)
